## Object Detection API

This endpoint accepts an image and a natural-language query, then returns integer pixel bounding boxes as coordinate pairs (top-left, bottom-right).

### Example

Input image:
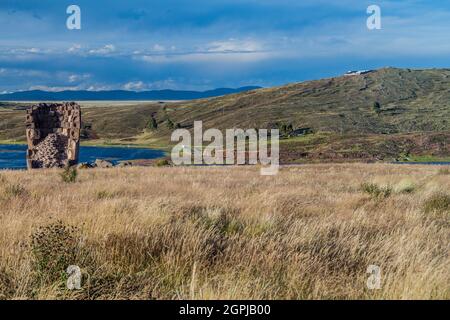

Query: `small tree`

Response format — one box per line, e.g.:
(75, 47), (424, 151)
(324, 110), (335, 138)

(166, 118), (174, 129)
(287, 123), (293, 133)
(373, 102), (381, 115)
(147, 116), (158, 130)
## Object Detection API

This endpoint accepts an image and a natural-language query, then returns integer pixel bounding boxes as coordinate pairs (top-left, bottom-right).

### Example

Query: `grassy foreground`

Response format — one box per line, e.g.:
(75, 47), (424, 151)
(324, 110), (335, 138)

(0, 164), (448, 300)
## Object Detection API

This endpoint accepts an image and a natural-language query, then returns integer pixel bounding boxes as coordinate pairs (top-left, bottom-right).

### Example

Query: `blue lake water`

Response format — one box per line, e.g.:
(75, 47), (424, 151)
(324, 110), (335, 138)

(393, 161), (450, 165)
(0, 144), (165, 170)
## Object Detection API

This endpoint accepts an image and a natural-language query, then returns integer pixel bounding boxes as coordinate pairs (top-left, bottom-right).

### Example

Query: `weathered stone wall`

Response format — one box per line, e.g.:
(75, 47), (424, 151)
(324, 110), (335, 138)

(26, 102), (81, 169)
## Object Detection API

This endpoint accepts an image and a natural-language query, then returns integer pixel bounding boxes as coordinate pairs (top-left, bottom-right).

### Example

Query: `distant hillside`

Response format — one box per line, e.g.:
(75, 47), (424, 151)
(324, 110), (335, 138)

(158, 67), (450, 135)
(0, 68), (448, 162)
(143, 67), (449, 162)
(0, 86), (261, 101)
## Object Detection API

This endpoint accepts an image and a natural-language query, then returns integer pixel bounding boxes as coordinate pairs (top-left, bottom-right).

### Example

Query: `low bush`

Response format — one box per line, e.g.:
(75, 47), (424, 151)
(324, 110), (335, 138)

(60, 166), (78, 183)
(361, 182), (392, 199)
(154, 159), (171, 167)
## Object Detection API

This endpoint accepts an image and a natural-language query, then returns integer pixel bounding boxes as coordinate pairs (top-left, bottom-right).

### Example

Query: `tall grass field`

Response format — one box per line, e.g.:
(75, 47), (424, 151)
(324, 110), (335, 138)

(0, 164), (448, 299)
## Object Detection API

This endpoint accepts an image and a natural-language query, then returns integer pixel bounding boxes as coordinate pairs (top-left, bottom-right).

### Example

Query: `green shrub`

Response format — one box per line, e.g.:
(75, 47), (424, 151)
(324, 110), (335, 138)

(155, 159), (171, 167)
(166, 119), (174, 129)
(147, 116), (158, 130)
(373, 101), (381, 114)
(423, 193), (450, 214)
(361, 182), (392, 199)
(60, 166), (77, 183)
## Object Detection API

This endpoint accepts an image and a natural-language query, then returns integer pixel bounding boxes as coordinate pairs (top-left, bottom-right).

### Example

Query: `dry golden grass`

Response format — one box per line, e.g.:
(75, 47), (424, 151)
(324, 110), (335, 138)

(0, 164), (448, 300)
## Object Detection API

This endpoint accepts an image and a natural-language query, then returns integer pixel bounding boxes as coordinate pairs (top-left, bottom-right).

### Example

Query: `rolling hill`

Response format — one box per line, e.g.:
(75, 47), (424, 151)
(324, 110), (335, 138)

(159, 67), (450, 134)
(1, 68), (449, 163)
(0, 86), (260, 101)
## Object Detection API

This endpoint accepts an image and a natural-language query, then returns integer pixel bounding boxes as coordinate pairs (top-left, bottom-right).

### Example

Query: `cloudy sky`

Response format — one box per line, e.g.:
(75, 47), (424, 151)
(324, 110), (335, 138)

(0, 0), (449, 92)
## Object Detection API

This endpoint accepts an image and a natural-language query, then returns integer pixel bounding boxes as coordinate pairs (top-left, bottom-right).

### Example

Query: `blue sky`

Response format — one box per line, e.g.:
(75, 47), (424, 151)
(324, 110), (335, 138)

(0, 0), (450, 92)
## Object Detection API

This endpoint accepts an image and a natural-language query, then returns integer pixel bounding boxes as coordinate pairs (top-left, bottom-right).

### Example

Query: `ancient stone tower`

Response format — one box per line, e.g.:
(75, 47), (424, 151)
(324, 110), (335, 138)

(26, 102), (81, 169)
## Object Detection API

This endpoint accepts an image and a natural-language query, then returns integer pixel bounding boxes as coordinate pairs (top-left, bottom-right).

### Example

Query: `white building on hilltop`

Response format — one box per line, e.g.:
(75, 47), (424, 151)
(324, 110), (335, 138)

(344, 70), (373, 76)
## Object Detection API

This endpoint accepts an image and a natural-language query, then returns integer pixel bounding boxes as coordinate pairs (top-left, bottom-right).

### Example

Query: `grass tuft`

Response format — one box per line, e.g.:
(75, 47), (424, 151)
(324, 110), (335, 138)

(361, 182), (392, 199)
(60, 167), (78, 183)
(423, 193), (450, 214)
(394, 179), (416, 194)
(2, 183), (27, 199)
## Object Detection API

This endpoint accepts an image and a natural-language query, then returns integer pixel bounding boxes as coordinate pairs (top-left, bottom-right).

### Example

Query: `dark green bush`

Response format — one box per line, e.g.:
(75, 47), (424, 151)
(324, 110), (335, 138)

(147, 116), (158, 130)
(155, 159), (171, 167)
(60, 166), (77, 183)
(373, 101), (381, 114)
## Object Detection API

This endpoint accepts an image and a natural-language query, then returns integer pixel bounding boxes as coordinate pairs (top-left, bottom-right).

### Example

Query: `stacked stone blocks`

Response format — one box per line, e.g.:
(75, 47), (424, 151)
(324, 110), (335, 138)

(26, 102), (81, 169)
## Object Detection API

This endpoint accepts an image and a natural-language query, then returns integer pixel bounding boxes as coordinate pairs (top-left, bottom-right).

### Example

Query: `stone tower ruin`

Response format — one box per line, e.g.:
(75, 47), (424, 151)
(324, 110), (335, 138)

(26, 102), (81, 169)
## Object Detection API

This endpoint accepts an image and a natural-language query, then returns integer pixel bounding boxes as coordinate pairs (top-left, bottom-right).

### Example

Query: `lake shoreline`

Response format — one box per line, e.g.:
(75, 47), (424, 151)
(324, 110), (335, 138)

(1, 141), (449, 168)
(0, 144), (166, 170)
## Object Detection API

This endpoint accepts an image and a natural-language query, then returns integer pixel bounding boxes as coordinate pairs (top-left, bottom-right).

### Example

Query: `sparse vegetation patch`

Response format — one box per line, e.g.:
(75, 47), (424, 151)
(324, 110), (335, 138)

(60, 166), (78, 183)
(361, 182), (392, 199)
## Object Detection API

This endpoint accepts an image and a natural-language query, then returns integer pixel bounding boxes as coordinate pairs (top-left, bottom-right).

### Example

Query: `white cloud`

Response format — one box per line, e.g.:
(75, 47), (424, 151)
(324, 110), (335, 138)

(152, 44), (165, 52)
(4, 48), (45, 55)
(147, 79), (177, 90)
(68, 73), (91, 83)
(68, 44), (82, 53)
(28, 85), (82, 92)
(25, 48), (40, 53)
(138, 51), (272, 64)
(206, 39), (263, 53)
(89, 44), (116, 55)
(134, 38), (271, 65)
(86, 84), (114, 91)
(68, 75), (78, 83)
(123, 81), (146, 91)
